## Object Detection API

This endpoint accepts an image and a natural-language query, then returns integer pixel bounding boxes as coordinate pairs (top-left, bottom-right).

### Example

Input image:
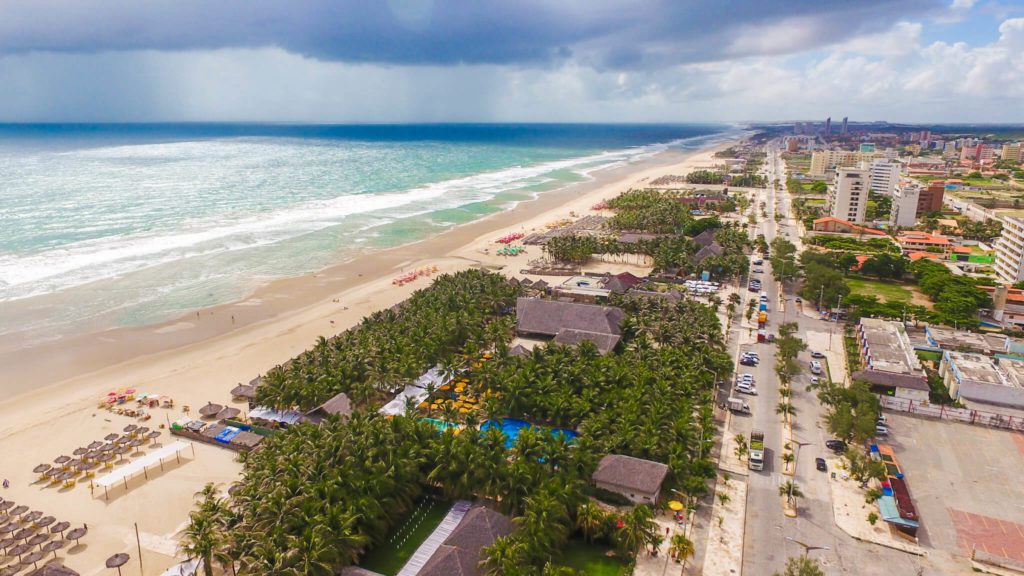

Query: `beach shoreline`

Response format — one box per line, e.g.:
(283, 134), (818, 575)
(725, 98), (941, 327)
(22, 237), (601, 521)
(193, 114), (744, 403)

(0, 136), (737, 575)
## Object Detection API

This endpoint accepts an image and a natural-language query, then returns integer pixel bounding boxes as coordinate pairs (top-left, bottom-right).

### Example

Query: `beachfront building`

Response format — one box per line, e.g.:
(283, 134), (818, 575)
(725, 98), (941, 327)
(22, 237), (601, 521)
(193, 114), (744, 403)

(890, 180), (921, 227)
(939, 352), (1024, 414)
(827, 167), (868, 223)
(515, 297), (624, 355)
(304, 391), (352, 424)
(811, 217), (886, 236)
(869, 159), (902, 196)
(417, 505), (515, 576)
(852, 318), (929, 401)
(808, 148), (892, 177)
(895, 231), (950, 254)
(995, 216), (1024, 283)
(591, 454), (669, 505)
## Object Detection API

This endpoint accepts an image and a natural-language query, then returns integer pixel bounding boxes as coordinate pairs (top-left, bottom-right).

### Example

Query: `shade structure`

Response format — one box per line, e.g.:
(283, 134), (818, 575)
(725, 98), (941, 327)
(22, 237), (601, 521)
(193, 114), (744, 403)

(667, 500), (684, 511)
(49, 522), (69, 535)
(198, 402), (222, 418)
(32, 465), (51, 474)
(87, 441), (103, 450)
(84, 451), (101, 460)
(71, 448), (87, 456)
(41, 539), (65, 555)
(122, 425), (137, 433)
(65, 527), (86, 543)
(14, 528), (37, 540)
(34, 518), (54, 529)
(22, 512), (41, 523)
(95, 441), (190, 499)
(21, 551), (45, 567)
(52, 456), (69, 465)
(100, 444), (117, 453)
(129, 440), (144, 448)
(97, 453), (114, 463)
(103, 434), (119, 442)
(26, 533), (49, 547)
(0, 524), (15, 534)
(7, 543), (31, 557)
(10, 506), (27, 516)
(215, 407), (240, 420)
(105, 553), (129, 568)
(0, 537), (14, 550)
(136, 427), (150, 435)
(145, 431), (160, 440)
(75, 461), (94, 472)
(0, 502), (11, 511)
(0, 568), (19, 576)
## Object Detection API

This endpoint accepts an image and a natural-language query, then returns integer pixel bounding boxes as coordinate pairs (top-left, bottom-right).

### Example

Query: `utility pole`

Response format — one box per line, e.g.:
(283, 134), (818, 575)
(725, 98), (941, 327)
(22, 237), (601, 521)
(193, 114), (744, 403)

(786, 536), (830, 557)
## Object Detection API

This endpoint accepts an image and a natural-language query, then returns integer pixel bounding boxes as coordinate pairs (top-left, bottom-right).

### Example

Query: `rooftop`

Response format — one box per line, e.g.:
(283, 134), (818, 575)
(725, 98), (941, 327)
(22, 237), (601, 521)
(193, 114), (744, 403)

(858, 318), (924, 376)
(946, 352), (1024, 390)
(896, 231), (950, 246)
(419, 505), (514, 576)
(592, 454), (669, 495)
(925, 325), (1007, 355)
(516, 297), (624, 338)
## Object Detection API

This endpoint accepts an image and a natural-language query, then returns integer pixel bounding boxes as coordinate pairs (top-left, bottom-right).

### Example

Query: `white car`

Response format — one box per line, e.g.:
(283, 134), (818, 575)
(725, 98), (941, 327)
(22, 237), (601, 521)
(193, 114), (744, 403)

(809, 361), (822, 375)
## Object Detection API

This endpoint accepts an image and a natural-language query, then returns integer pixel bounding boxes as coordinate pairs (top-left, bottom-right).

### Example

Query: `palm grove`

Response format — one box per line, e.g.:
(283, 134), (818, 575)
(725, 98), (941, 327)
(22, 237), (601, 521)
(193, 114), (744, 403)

(183, 190), (743, 574)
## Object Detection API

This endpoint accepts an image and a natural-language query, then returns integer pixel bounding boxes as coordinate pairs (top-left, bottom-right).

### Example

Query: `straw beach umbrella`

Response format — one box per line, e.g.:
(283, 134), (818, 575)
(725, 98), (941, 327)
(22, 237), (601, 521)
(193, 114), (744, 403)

(41, 539), (66, 558)
(27, 533), (49, 549)
(215, 407), (240, 420)
(198, 403), (222, 418)
(65, 527), (86, 547)
(122, 425), (137, 434)
(87, 441), (103, 450)
(33, 518), (54, 530)
(103, 434), (118, 442)
(21, 550), (45, 570)
(48, 522), (69, 537)
(32, 465), (50, 475)
(22, 512), (41, 524)
(105, 553), (129, 576)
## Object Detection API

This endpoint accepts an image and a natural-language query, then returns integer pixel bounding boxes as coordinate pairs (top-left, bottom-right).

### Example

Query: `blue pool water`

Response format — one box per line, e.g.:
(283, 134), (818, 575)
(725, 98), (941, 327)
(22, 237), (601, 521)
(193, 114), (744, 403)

(481, 418), (578, 449)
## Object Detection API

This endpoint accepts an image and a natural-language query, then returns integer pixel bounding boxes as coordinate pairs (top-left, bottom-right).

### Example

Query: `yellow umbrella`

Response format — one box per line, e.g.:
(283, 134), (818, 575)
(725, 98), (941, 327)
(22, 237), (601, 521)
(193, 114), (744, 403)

(668, 500), (684, 511)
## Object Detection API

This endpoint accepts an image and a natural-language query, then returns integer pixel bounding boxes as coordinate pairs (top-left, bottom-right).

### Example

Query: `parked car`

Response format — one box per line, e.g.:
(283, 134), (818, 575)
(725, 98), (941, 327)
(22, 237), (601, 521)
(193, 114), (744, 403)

(809, 376), (820, 385)
(753, 259), (764, 265)
(810, 351), (825, 359)
(795, 297), (802, 303)
(825, 439), (847, 452)
(740, 357), (758, 367)
(815, 457), (827, 472)
(735, 383), (758, 396)
(809, 361), (822, 375)
(875, 425), (889, 436)
(752, 268), (764, 273)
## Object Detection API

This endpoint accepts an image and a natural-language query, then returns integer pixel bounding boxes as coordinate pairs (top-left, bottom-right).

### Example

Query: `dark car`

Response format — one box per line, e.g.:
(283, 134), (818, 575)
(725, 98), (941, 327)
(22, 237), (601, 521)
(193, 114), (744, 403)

(825, 439), (846, 452)
(815, 457), (827, 472)
(810, 351), (825, 359)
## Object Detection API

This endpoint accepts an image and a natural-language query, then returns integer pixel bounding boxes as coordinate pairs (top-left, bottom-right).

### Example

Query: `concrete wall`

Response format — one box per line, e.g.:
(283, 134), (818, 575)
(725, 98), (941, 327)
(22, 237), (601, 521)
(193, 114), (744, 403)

(595, 481), (657, 505)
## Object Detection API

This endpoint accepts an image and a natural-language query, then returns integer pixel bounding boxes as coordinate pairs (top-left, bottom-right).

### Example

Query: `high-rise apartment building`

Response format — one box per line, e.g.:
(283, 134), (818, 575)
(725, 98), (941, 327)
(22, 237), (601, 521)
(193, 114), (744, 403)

(976, 144), (995, 165)
(1003, 143), (1023, 163)
(868, 159), (902, 196)
(995, 216), (1024, 283)
(841, 117), (848, 134)
(808, 149), (891, 176)
(824, 117), (832, 136)
(917, 181), (946, 215)
(828, 167), (868, 223)
(890, 180), (921, 227)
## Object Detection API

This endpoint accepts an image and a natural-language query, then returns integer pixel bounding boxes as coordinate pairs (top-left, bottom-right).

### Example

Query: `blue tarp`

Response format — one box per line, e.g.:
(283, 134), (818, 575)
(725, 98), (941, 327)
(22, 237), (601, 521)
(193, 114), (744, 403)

(215, 426), (241, 443)
(877, 496), (919, 528)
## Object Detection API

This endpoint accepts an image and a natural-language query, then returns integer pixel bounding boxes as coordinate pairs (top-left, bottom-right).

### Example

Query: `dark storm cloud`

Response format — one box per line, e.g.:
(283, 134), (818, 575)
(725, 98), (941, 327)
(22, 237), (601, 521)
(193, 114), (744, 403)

(0, 0), (944, 68)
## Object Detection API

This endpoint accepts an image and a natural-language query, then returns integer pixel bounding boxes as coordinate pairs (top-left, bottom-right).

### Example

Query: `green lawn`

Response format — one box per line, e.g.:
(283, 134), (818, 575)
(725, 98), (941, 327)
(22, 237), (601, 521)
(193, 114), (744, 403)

(917, 350), (942, 362)
(358, 498), (451, 575)
(553, 539), (632, 576)
(847, 278), (912, 303)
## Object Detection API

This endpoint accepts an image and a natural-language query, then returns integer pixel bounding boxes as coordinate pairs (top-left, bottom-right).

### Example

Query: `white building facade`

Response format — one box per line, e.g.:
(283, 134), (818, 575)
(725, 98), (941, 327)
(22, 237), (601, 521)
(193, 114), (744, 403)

(828, 167), (868, 223)
(995, 215), (1024, 283)
(890, 180), (921, 228)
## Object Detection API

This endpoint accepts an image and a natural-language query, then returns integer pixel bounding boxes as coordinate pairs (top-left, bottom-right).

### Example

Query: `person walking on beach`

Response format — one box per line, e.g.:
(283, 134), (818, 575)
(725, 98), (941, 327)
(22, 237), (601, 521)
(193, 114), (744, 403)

(3, 479), (8, 489)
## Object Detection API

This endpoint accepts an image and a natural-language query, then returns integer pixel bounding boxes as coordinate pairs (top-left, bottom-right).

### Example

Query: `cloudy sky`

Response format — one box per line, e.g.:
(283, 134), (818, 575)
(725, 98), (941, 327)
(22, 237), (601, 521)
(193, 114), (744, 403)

(0, 0), (1022, 123)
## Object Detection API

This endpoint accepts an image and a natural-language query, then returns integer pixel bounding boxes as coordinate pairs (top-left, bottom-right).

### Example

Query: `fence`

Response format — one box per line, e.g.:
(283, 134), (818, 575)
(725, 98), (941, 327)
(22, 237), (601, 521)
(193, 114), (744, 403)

(879, 396), (1024, 432)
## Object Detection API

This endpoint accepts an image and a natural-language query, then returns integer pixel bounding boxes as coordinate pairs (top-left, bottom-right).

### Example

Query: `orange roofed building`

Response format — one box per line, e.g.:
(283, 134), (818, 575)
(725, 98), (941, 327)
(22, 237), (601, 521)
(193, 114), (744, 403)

(812, 217), (886, 236)
(896, 231), (951, 254)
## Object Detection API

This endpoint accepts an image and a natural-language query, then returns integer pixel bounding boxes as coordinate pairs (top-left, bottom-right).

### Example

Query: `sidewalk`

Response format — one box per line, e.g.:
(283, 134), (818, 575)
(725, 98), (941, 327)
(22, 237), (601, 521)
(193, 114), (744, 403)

(633, 514), (685, 576)
(701, 477), (747, 576)
(825, 458), (926, 557)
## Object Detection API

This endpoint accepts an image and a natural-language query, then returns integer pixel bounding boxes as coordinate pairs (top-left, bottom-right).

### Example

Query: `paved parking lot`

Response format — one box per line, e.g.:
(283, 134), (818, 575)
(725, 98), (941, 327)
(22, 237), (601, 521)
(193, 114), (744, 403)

(882, 411), (1024, 567)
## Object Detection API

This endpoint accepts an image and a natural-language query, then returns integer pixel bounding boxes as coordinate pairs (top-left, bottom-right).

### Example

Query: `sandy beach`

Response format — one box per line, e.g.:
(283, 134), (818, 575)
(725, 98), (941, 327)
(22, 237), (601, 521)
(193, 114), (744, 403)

(0, 139), (735, 575)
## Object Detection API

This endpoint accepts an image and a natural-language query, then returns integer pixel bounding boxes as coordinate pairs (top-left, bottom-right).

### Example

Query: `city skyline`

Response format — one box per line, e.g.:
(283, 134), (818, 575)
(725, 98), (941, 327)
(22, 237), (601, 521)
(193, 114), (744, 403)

(0, 0), (1022, 123)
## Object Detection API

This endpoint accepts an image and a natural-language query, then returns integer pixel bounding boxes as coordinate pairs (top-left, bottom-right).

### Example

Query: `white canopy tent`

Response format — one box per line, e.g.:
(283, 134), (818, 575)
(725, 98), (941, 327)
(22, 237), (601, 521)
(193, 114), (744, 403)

(379, 366), (452, 416)
(94, 440), (193, 499)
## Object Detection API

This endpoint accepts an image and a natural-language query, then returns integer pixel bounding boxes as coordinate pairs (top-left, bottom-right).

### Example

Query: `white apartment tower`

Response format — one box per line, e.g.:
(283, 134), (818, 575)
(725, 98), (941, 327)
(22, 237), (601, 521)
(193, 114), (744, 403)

(828, 167), (868, 223)
(890, 180), (921, 228)
(868, 159), (901, 196)
(995, 216), (1024, 283)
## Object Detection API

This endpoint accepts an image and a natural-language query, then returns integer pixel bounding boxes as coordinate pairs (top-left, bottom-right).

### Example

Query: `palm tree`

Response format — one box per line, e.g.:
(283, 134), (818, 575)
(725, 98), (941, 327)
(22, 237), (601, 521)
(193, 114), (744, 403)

(782, 451), (795, 472)
(614, 505), (658, 558)
(733, 434), (748, 461)
(773, 555), (825, 576)
(668, 532), (695, 564)
(575, 502), (605, 543)
(779, 481), (803, 509)
(776, 401), (796, 423)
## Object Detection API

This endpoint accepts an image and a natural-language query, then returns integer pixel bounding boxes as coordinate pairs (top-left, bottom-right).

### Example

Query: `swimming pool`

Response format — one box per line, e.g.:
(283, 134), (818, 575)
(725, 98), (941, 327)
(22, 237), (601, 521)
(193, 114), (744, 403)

(481, 418), (577, 449)
(420, 418), (460, 433)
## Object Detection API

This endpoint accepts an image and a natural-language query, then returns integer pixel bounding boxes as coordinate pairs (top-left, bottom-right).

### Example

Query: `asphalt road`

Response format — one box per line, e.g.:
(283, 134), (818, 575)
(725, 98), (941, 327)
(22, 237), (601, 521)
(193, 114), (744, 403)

(736, 143), (952, 575)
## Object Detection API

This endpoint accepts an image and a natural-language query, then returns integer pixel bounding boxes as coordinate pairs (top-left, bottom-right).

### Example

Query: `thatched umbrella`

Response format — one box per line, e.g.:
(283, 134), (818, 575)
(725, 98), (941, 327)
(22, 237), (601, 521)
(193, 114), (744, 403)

(75, 461), (95, 473)
(34, 518), (54, 530)
(87, 441), (103, 450)
(52, 456), (69, 465)
(21, 550), (45, 570)
(0, 523), (16, 534)
(14, 527), (37, 540)
(0, 567), (20, 576)
(32, 465), (51, 475)
(103, 434), (118, 442)
(100, 444), (117, 453)
(41, 539), (66, 558)
(27, 533), (49, 549)
(215, 407), (240, 420)
(22, 511), (41, 524)
(7, 542), (31, 558)
(48, 522), (69, 536)
(0, 502), (11, 511)
(136, 427), (150, 435)
(122, 425), (137, 433)
(10, 506), (27, 516)
(97, 453), (114, 463)
(71, 448), (88, 457)
(145, 431), (160, 440)
(84, 451), (101, 461)
(198, 402), (222, 418)
(65, 527), (86, 546)
(0, 537), (14, 550)
(105, 553), (129, 576)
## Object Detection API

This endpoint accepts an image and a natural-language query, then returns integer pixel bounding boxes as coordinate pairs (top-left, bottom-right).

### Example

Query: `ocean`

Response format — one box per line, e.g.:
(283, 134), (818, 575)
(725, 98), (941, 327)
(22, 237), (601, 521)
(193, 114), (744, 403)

(0, 123), (736, 344)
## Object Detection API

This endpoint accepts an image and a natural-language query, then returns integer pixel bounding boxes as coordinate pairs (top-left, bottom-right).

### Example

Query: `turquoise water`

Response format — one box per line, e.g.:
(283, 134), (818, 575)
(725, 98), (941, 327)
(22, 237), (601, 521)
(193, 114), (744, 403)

(481, 418), (578, 449)
(0, 123), (736, 343)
